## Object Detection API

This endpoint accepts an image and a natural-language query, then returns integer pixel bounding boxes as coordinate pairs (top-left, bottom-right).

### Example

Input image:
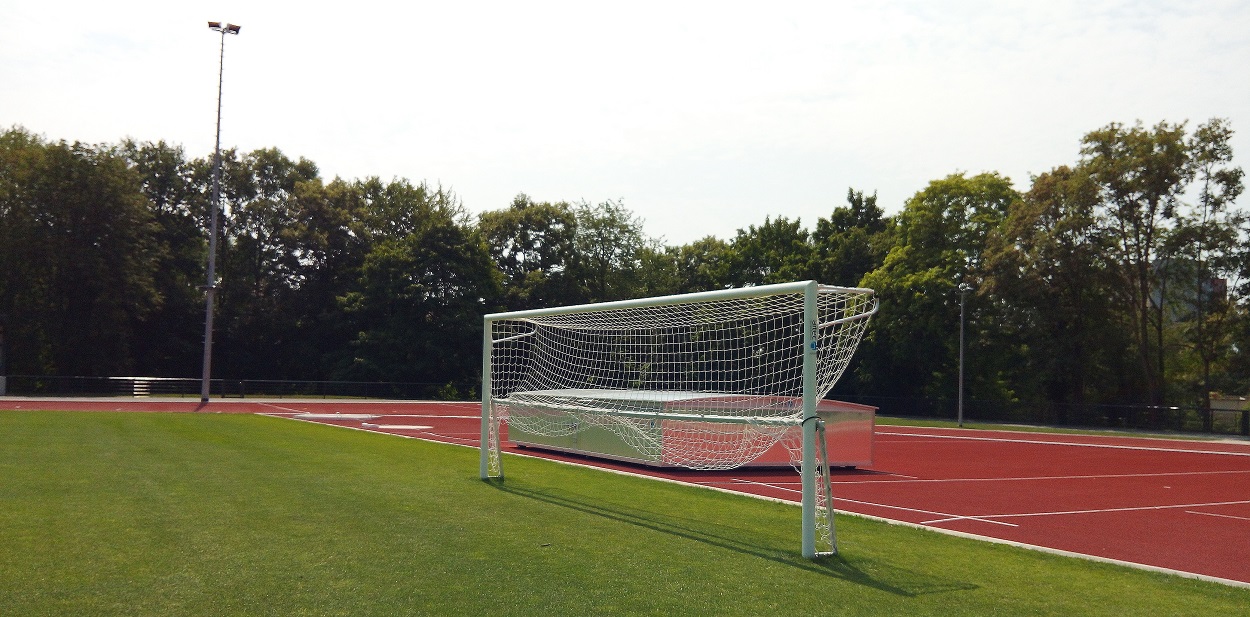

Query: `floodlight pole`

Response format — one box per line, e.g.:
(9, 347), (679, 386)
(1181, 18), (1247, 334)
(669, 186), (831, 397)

(957, 282), (971, 427)
(201, 21), (241, 404)
(0, 313), (7, 396)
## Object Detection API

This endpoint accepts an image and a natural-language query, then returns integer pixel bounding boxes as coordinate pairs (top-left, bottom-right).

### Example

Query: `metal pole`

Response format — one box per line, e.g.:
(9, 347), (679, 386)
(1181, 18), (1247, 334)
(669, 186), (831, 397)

(0, 314), (7, 396)
(958, 283), (970, 427)
(201, 22), (240, 404)
(800, 281), (818, 558)
(480, 320), (496, 479)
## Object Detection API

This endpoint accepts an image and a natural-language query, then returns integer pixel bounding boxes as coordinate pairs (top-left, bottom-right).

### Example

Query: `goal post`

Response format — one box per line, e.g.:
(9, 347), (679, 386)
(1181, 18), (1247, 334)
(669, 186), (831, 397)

(479, 280), (877, 557)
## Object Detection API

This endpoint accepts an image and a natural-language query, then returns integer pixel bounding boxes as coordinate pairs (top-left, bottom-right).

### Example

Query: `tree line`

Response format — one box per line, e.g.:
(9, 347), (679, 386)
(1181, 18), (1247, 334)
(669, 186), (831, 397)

(1, 120), (1247, 426)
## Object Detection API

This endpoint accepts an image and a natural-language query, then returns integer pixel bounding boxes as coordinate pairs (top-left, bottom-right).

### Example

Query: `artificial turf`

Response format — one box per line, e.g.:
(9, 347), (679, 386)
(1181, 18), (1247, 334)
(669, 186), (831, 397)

(0, 410), (1245, 616)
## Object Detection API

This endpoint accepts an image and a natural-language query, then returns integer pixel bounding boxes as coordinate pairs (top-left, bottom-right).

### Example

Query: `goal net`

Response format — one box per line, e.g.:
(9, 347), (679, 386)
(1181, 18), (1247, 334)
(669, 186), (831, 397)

(479, 281), (877, 556)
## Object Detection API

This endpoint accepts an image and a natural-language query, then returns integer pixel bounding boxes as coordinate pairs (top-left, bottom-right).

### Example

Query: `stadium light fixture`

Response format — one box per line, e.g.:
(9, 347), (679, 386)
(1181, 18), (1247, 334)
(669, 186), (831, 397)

(957, 282), (972, 427)
(201, 20), (241, 404)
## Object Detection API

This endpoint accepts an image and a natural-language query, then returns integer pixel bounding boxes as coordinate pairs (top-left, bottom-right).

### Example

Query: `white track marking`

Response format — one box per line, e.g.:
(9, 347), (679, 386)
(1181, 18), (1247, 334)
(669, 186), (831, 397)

(837, 496), (1019, 527)
(294, 413), (380, 420)
(831, 468), (1250, 485)
(361, 423), (434, 430)
(1184, 510), (1250, 522)
(424, 432), (477, 444)
(879, 429), (1250, 457)
(259, 403), (313, 414)
(371, 414), (481, 419)
(723, 478), (1017, 527)
(943, 499), (1250, 524)
(726, 477), (801, 493)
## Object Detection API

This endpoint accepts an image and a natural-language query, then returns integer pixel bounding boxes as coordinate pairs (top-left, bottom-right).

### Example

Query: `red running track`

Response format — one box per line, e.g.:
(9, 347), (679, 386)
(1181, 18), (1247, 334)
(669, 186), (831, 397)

(6, 398), (1249, 586)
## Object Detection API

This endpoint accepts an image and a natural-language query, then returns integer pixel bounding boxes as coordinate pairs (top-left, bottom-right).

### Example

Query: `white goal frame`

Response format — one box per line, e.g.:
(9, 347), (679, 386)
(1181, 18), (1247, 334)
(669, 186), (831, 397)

(479, 280), (877, 558)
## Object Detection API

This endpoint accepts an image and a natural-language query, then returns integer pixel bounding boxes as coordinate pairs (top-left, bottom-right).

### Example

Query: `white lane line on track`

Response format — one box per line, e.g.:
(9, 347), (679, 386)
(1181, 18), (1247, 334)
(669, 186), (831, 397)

(837, 497), (1019, 527)
(700, 469), (1250, 486)
(1184, 510), (1250, 522)
(878, 430), (1250, 457)
(372, 414), (481, 419)
(424, 432), (476, 444)
(722, 478), (1018, 527)
(930, 499), (1250, 525)
(832, 468), (1250, 485)
(258, 403), (312, 414)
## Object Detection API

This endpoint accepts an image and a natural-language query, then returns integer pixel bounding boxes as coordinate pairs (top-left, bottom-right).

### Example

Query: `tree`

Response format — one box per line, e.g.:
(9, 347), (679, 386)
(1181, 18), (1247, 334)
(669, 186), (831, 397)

(340, 194), (498, 387)
(571, 199), (650, 302)
(676, 236), (736, 292)
(1168, 118), (1246, 427)
(858, 172), (1019, 403)
(982, 166), (1131, 421)
(479, 194), (578, 310)
(0, 128), (161, 375)
(210, 147), (321, 379)
(1080, 121), (1190, 406)
(118, 139), (205, 376)
(269, 177), (373, 378)
(811, 188), (893, 287)
(725, 216), (814, 287)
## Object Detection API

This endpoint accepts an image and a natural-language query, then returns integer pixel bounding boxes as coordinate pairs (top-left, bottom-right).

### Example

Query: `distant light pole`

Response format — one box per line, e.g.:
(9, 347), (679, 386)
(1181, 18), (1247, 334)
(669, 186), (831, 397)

(0, 313), (7, 396)
(201, 21), (241, 404)
(957, 282), (971, 427)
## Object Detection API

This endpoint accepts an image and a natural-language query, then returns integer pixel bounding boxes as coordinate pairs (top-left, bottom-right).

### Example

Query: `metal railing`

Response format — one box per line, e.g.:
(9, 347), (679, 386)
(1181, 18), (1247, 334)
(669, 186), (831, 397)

(1, 375), (477, 401)
(4, 375), (1246, 436)
(835, 394), (1250, 437)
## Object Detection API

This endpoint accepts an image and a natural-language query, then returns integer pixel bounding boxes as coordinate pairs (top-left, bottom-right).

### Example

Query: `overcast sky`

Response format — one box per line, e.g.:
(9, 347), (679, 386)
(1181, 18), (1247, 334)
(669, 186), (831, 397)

(3, 1), (1249, 245)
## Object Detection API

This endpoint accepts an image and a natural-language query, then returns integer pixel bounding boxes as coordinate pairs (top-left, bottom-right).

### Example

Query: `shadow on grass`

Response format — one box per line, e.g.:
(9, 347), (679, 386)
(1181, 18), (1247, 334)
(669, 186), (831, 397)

(486, 478), (978, 597)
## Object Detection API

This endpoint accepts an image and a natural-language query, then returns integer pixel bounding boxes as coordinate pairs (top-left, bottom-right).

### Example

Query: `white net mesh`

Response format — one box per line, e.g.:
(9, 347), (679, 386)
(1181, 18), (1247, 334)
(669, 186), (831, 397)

(486, 283), (876, 471)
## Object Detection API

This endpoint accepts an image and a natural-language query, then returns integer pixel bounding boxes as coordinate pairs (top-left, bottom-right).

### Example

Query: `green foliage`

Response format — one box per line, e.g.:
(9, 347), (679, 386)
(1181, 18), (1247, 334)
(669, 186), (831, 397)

(3, 118), (1248, 420)
(338, 182), (499, 384)
(572, 199), (651, 302)
(0, 128), (162, 375)
(811, 189), (893, 288)
(727, 215), (815, 286)
(115, 140), (206, 376)
(857, 173), (1020, 400)
(982, 166), (1133, 416)
(479, 194), (579, 310)
(1079, 121), (1191, 406)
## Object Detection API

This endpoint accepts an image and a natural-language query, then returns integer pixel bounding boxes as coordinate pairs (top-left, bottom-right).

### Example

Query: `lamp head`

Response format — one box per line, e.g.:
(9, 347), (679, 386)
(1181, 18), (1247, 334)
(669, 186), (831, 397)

(208, 21), (241, 34)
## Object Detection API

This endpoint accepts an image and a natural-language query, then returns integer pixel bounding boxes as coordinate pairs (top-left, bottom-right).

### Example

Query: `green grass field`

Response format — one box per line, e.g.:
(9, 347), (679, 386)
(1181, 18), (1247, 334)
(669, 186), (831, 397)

(1, 411), (1246, 616)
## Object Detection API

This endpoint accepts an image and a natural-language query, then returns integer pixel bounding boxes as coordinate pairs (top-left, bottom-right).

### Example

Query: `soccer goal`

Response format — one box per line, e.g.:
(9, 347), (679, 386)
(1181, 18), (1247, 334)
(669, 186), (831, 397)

(479, 280), (878, 557)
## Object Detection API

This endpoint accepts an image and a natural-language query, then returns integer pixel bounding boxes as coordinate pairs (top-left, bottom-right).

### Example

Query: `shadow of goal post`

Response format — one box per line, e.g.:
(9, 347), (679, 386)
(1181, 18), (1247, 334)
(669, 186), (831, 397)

(479, 280), (877, 559)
